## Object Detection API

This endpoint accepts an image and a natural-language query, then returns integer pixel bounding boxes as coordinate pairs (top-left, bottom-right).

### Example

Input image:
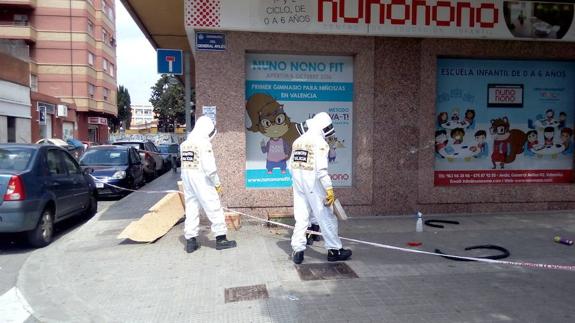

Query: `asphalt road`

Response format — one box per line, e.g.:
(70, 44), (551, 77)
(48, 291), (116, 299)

(0, 199), (116, 297)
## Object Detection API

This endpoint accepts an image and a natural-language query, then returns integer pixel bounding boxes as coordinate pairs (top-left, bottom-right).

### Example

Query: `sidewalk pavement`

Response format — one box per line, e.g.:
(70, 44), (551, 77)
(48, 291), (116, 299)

(17, 172), (575, 323)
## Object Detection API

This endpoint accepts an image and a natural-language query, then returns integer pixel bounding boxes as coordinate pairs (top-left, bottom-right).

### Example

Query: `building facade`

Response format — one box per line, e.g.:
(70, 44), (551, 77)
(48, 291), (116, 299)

(129, 104), (155, 130)
(0, 51), (31, 143)
(183, 0), (575, 216)
(0, 0), (117, 143)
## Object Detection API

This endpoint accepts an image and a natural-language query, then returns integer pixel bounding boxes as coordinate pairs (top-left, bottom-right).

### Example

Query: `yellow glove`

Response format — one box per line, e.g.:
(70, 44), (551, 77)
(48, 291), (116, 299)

(325, 188), (335, 206)
(215, 185), (222, 194)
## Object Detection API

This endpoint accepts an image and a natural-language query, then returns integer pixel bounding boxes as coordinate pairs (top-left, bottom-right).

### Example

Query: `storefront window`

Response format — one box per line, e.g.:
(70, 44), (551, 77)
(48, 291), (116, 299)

(434, 58), (575, 185)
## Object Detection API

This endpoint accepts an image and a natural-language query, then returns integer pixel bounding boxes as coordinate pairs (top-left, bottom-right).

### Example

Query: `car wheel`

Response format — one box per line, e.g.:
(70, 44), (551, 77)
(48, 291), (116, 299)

(84, 193), (98, 217)
(27, 207), (55, 248)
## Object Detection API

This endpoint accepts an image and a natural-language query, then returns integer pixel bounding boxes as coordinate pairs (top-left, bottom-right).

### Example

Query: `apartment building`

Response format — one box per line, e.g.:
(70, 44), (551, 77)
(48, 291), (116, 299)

(0, 0), (117, 143)
(129, 104), (154, 130)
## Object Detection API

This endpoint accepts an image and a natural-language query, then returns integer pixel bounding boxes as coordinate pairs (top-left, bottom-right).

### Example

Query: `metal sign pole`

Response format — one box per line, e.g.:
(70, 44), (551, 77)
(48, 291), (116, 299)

(184, 51), (192, 134)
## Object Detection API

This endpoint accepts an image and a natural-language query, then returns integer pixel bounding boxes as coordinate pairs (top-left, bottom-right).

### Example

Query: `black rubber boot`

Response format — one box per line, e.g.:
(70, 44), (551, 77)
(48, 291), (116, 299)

(293, 250), (304, 264)
(306, 224), (321, 245)
(186, 237), (200, 253)
(215, 235), (237, 250)
(327, 248), (352, 262)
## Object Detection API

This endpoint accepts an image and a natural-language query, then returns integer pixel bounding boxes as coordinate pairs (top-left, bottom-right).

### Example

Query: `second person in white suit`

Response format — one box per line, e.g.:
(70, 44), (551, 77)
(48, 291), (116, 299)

(289, 112), (352, 264)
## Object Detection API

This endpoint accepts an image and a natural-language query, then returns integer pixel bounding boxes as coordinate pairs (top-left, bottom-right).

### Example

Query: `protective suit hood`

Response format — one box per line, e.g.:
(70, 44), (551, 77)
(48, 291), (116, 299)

(300, 112), (334, 138)
(189, 116), (217, 141)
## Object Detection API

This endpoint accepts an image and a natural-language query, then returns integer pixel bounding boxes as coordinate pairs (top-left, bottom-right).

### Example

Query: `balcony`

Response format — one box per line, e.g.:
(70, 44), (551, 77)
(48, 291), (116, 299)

(0, 22), (37, 43)
(0, 39), (30, 61)
(0, 0), (36, 9)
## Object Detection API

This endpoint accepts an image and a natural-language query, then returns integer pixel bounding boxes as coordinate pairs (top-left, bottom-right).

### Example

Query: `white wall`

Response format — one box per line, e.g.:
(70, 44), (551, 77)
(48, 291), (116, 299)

(15, 118), (30, 143)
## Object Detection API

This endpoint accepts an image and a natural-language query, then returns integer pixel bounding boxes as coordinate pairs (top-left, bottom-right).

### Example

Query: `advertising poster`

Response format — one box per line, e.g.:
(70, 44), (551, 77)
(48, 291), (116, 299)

(435, 58), (575, 185)
(245, 54), (353, 189)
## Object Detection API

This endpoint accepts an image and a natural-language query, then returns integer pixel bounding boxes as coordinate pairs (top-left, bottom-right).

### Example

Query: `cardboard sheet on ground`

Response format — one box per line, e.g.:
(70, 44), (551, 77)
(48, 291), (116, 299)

(117, 192), (184, 242)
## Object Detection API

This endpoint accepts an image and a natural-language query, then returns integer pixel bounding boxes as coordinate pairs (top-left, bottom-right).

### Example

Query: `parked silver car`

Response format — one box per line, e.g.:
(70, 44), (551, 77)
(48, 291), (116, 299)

(112, 140), (164, 181)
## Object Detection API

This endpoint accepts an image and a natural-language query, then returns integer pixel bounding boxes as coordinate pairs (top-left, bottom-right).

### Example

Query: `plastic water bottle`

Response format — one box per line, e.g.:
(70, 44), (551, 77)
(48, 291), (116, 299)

(416, 211), (423, 233)
(554, 236), (574, 246)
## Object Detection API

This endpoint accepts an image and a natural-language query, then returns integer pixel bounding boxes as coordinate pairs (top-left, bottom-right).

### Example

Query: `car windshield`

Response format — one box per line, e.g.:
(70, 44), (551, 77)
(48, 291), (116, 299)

(0, 148), (35, 171)
(80, 149), (128, 166)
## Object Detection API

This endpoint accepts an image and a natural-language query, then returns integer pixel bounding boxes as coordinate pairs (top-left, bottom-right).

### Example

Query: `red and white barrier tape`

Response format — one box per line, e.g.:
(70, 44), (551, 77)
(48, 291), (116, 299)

(222, 208), (575, 272)
(90, 176), (575, 272)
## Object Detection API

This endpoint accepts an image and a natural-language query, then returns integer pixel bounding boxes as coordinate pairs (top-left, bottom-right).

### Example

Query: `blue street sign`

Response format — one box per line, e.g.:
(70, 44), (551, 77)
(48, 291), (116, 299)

(195, 32), (225, 51)
(157, 49), (183, 75)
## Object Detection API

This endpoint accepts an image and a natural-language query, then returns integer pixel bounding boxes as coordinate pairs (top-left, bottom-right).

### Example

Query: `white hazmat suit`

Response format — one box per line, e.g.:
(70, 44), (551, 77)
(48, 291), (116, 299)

(180, 116), (236, 252)
(289, 112), (351, 263)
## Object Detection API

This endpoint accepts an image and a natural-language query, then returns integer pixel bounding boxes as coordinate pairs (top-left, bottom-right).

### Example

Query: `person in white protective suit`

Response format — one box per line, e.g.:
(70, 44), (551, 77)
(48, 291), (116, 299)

(296, 118), (321, 246)
(180, 116), (237, 253)
(289, 112), (352, 264)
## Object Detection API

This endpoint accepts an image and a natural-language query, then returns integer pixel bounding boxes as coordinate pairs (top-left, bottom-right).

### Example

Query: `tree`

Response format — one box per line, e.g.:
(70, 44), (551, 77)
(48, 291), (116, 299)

(111, 85), (131, 132)
(149, 74), (189, 132)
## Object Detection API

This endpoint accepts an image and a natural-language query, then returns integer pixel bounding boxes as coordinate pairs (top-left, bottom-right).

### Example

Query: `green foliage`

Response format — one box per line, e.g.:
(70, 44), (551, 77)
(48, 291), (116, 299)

(150, 74), (188, 132)
(111, 85), (131, 132)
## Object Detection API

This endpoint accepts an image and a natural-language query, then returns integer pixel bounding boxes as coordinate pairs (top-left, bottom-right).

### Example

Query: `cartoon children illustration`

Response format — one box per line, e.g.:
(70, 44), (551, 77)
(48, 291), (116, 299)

(543, 126), (555, 147)
(246, 93), (300, 174)
(451, 108), (460, 122)
(490, 117), (527, 169)
(450, 128), (465, 145)
(561, 128), (573, 155)
(524, 130), (539, 157)
(559, 112), (567, 129)
(437, 112), (448, 129)
(464, 109), (476, 129)
(435, 130), (448, 158)
(472, 130), (488, 158)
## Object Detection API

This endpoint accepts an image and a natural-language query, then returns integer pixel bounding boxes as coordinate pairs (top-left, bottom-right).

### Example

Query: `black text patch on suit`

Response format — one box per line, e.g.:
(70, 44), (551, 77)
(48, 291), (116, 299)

(182, 151), (195, 162)
(293, 150), (309, 163)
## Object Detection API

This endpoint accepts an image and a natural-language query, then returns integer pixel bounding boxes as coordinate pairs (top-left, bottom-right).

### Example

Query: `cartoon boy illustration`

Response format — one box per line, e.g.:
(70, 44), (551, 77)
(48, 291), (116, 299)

(327, 136), (341, 163)
(473, 130), (488, 158)
(524, 130), (539, 157)
(246, 93), (300, 174)
(561, 128), (573, 155)
(435, 130), (448, 158)
(450, 128), (465, 145)
(437, 112), (448, 129)
(464, 109), (475, 129)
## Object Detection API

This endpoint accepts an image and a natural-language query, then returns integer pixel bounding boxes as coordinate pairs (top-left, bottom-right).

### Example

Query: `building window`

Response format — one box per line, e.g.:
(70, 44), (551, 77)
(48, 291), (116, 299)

(109, 64), (114, 77)
(102, 28), (108, 44)
(102, 0), (114, 21)
(30, 74), (38, 92)
(13, 14), (29, 26)
(88, 52), (94, 66)
(88, 20), (94, 35)
(102, 58), (108, 72)
(7, 117), (16, 143)
(88, 83), (95, 97)
(103, 88), (109, 101)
